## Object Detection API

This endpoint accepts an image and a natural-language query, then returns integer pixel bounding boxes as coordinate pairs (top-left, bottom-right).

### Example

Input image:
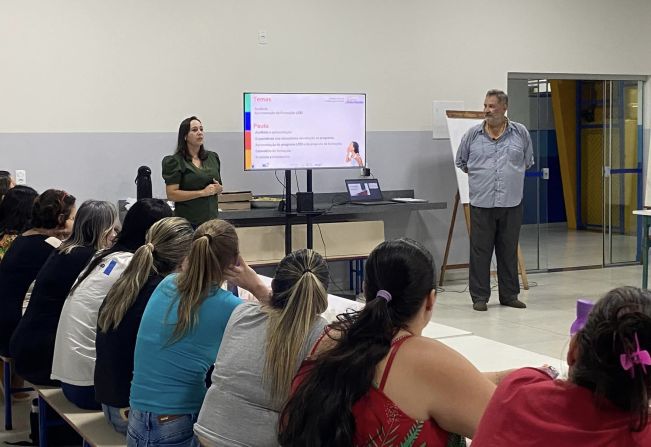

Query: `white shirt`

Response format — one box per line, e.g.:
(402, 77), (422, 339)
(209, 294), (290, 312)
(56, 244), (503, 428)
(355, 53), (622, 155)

(51, 251), (133, 386)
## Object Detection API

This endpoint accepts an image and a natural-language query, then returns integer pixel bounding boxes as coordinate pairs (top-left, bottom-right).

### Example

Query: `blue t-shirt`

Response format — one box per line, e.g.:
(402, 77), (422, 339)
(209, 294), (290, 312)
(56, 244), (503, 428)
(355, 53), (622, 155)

(129, 273), (242, 414)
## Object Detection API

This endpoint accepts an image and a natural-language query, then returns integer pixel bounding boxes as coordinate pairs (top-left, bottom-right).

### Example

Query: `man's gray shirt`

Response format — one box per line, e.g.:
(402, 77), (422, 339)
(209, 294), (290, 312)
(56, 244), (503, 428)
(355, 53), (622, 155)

(455, 120), (534, 208)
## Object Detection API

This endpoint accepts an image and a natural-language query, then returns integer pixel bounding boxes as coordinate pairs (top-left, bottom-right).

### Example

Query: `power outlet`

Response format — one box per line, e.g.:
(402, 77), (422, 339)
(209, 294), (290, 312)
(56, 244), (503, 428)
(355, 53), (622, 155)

(15, 170), (26, 185)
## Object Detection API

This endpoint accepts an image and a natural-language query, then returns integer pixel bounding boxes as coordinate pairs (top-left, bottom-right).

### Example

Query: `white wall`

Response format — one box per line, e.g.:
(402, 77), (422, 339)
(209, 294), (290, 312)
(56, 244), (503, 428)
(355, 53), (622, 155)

(2, 0), (651, 132)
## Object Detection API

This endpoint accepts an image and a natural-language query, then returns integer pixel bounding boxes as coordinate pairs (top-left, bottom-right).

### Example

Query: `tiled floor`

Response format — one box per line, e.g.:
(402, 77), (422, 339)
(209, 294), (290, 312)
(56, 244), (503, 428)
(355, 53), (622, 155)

(0, 397), (31, 443)
(433, 264), (643, 360)
(519, 222), (638, 270)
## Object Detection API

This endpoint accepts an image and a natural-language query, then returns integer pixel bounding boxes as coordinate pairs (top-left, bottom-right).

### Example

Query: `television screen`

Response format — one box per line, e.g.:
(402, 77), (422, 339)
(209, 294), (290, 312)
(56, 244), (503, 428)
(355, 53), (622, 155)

(244, 93), (366, 170)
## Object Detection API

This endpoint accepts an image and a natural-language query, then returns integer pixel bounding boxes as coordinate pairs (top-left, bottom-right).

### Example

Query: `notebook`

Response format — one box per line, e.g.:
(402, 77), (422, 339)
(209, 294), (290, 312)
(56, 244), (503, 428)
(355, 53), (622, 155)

(345, 179), (395, 205)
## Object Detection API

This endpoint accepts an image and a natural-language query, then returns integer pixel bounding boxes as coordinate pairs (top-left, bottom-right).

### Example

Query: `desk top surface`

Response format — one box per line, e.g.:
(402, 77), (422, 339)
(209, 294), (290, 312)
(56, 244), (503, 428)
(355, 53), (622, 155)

(633, 209), (651, 216)
(119, 190), (447, 225)
(441, 335), (564, 373)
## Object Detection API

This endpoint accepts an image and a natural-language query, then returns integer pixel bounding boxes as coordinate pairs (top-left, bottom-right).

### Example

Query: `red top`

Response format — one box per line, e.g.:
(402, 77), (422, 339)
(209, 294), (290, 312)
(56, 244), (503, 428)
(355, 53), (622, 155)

(292, 334), (450, 447)
(472, 368), (651, 447)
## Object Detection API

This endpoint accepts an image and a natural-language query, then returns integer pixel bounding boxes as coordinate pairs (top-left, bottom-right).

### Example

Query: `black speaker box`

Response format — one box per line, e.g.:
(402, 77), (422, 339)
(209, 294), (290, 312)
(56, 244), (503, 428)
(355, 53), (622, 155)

(296, 192), (314, 213)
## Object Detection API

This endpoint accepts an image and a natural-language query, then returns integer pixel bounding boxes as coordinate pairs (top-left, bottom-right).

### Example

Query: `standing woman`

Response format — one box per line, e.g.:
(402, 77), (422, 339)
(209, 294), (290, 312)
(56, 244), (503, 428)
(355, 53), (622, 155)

(162, 116), (223, 226)
(10, 200), (119, 385)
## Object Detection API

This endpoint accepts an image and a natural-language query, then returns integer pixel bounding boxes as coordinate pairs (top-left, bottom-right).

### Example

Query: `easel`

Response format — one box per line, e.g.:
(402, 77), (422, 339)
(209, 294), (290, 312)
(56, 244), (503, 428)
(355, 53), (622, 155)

(439, 110), (528, 289)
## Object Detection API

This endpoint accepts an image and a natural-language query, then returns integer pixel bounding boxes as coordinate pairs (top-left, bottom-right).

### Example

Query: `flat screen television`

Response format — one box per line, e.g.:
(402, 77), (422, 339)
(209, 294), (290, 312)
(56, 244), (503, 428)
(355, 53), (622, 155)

(244, 93), (366, 170)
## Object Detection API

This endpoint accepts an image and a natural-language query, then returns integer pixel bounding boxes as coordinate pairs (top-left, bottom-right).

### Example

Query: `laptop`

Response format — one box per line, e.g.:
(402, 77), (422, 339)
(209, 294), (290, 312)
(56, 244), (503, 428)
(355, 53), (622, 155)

(345, 179), (395, 206)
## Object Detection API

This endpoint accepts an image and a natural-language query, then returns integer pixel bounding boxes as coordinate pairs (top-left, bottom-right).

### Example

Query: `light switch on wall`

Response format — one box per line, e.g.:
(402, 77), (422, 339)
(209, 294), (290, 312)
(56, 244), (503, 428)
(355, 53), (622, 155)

(15, 170), (26, 185)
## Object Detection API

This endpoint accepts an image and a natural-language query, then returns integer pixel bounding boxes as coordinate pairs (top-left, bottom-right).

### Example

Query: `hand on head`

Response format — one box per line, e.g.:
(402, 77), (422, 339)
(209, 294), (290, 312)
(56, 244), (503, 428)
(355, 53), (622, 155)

(224, 255), (271, 303)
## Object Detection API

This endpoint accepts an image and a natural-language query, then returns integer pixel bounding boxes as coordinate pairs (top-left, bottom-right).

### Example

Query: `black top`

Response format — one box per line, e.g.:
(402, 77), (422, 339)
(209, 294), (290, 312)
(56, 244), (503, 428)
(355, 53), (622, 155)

(10, 245), (96, 384)
(95, 274), (164, 407)
(0, 234), (57, 355)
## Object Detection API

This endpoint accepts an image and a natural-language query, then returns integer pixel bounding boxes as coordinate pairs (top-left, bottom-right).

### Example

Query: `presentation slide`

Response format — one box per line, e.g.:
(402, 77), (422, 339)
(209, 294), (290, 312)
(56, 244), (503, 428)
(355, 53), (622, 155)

(244, 93), (366, 170)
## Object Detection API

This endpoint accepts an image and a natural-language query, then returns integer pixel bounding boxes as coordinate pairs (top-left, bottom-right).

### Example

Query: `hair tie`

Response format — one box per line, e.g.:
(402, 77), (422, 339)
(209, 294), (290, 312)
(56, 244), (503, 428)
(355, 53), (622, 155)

(202, 233), (212, 244)
(619, 333), (651, 378)
(376, 290), (392, 303)
(146, 242), (155, 251)
(302, 268), (313, 275)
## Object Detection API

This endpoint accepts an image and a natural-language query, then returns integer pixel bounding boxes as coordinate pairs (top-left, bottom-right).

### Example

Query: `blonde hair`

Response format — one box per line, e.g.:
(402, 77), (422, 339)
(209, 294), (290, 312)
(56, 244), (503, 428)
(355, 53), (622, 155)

(98, 217), (193, 332)
(170, 219), (239, 343)
(264, 249), (329, 404)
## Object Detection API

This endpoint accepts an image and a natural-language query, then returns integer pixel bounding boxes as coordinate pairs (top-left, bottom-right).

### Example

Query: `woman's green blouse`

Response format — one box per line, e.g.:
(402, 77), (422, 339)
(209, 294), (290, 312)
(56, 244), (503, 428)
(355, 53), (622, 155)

(162, 151), (222, 226)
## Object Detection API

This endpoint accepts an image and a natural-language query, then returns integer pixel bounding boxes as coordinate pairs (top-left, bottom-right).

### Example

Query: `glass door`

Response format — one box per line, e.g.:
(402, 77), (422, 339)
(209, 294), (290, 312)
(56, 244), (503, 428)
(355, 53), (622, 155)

(603, 80), (643, 265)
(508, 78), (549, 271)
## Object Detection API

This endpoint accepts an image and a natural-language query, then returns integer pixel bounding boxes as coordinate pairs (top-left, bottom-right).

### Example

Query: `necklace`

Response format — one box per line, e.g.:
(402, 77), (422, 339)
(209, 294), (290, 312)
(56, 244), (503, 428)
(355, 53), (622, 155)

(486, 119), (508, 140)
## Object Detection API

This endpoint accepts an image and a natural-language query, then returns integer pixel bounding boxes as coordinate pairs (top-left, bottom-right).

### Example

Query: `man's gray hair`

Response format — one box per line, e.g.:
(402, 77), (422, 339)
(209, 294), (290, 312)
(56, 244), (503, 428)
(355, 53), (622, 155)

(486, 89), (508, 106)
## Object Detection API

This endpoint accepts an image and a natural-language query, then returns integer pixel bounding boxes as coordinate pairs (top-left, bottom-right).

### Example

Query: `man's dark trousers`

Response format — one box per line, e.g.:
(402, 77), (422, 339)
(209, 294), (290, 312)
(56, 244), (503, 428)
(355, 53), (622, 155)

(469, 203), (522, 304)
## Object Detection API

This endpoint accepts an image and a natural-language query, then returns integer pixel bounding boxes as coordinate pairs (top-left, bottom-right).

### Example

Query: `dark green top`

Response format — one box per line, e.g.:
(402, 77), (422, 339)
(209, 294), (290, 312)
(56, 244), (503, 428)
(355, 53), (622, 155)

(162, 151), (222, 226)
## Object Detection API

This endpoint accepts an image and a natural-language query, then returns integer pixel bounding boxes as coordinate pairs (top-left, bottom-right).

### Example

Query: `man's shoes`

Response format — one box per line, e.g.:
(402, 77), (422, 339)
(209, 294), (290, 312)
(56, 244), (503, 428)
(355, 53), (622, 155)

(501, 299), (527, 309)
(473, 301), (488, 311)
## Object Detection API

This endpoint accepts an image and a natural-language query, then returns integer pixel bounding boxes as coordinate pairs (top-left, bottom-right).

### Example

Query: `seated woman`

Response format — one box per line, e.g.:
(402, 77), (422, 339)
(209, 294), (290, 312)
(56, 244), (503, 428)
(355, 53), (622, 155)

(0, 185), (38, 260)
(279, 239), (496, 446)
(194, 248), (329, 446)
(0, 189), (76, 356)
(127, 219), (272, 447)
(0, 170), (15, 202)
(95, 217), (194, 435)
(10, 200), (118, 385)
(50, 198), (172, 410)
(472, 286), (651, 446)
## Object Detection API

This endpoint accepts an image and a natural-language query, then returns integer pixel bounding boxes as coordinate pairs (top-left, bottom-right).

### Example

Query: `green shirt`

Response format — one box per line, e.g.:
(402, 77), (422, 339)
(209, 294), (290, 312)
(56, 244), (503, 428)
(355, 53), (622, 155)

(162, 151), (222, 226)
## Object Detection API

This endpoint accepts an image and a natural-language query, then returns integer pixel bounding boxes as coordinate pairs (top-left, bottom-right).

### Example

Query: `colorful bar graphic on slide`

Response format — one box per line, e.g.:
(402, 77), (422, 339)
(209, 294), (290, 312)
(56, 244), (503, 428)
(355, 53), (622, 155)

(244, 93), (252, 169)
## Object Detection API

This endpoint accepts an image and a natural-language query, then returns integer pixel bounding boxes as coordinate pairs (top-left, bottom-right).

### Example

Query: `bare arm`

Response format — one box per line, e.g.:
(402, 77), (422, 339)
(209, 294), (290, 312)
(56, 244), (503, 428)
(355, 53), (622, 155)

(421, 340), (496, 438)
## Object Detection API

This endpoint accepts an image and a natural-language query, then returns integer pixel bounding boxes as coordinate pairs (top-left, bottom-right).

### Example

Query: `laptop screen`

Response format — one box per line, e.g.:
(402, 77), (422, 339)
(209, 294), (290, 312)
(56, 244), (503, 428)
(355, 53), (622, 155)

(346, 179), (383, 202)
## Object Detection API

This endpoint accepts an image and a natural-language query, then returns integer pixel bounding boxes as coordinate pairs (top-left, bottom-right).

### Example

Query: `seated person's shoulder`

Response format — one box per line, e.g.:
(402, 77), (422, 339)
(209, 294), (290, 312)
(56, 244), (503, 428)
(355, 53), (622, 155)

(309, 327), (342, 358)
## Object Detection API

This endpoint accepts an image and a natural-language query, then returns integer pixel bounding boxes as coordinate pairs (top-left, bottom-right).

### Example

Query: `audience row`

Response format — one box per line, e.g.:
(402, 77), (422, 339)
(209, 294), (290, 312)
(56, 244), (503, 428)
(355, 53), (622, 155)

(0, 182), (649, 446)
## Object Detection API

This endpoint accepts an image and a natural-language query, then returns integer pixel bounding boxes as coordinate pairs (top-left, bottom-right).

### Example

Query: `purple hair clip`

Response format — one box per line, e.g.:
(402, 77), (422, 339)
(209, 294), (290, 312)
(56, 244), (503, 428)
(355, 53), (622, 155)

(376, 290), (392, 303)
(619, 333), (651, 378)
(570, 299), (594, 335)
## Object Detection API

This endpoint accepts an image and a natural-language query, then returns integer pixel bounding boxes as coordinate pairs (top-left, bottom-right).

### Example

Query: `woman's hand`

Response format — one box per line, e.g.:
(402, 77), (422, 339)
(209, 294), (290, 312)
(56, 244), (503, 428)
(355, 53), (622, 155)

(201, 179), (223, 197)
(224, 255), (272, 304)
(212, 179), (224, 195)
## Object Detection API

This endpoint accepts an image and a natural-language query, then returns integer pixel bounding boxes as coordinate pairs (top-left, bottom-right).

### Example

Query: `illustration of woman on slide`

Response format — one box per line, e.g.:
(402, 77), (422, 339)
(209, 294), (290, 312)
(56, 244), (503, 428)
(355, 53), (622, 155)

(345, 141), (364, 167)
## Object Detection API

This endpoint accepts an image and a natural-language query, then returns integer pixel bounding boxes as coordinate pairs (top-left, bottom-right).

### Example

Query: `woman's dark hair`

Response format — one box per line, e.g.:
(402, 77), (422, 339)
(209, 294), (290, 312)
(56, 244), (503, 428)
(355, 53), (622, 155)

(279, 238), (436, 446)
(0, 171), (11, 200)
(70, 198), (172, 295)
(0, 185), (38, 237)
(31, 189), (76, 229)
(351, 141), (359, 153)
(175, 116), (207, 161)
(570, 286), (651, 431)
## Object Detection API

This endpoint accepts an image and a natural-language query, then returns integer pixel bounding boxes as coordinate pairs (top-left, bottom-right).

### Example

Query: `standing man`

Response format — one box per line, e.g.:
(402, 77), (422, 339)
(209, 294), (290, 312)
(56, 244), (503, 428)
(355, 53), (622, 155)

(455, 89), (534, 311)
